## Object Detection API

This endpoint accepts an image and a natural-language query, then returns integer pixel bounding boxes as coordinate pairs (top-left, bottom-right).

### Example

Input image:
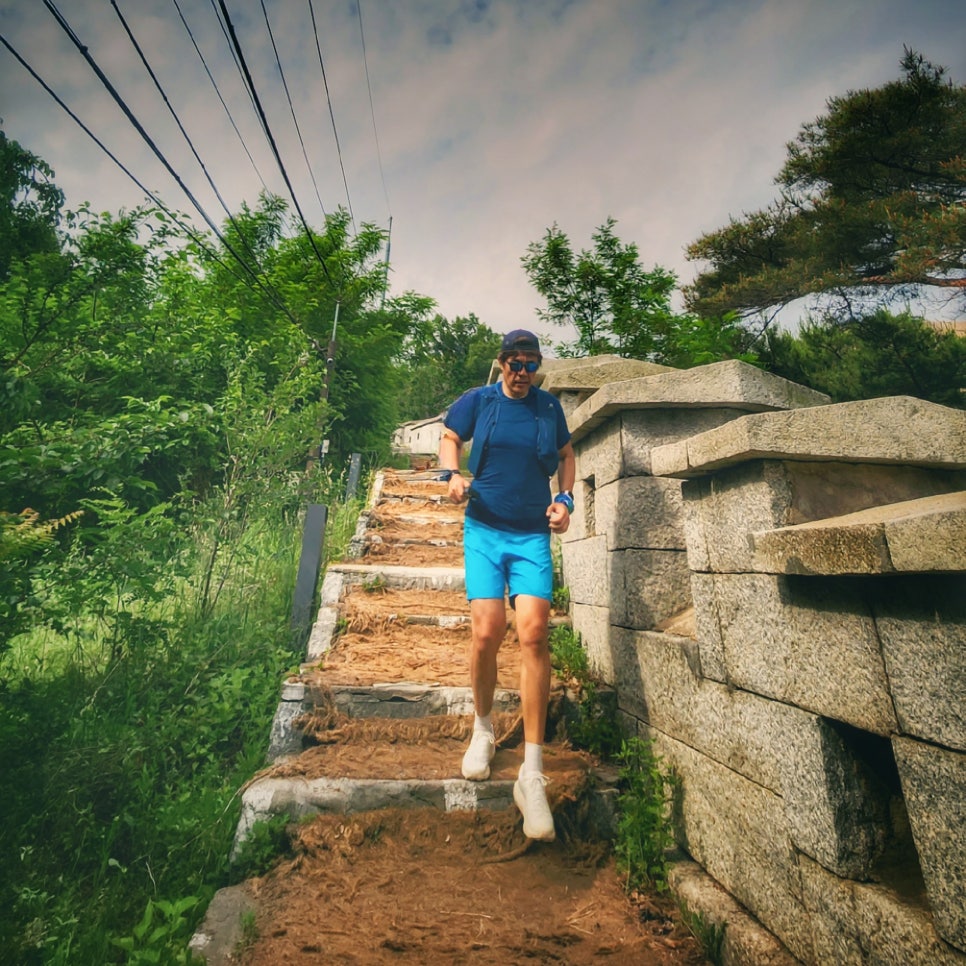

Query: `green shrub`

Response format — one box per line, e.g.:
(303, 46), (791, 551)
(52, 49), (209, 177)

(615, 736), (678, 892)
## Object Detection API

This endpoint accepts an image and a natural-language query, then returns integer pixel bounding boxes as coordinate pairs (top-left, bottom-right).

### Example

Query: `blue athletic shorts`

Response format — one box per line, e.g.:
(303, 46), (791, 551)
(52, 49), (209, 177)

(463, 515), (552, 602)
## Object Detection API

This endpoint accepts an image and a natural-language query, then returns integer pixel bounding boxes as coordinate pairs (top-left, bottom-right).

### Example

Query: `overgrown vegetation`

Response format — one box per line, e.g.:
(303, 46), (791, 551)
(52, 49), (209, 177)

(0, 127), (400, 962)
(0, 479), (362, 963)
(678, 900), (727, 966)
(547, 624), (678, 893)
(615, 736), (678, 892)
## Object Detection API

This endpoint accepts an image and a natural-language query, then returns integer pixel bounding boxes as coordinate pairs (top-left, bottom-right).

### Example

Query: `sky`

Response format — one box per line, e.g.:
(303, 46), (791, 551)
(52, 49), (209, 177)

(1, 0), (964, 348)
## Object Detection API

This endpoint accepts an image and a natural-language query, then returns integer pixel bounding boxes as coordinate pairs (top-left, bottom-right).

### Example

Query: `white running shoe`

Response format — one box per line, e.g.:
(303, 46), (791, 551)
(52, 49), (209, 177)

(461, 729), (496, 780)
(513, 769), (556, 841)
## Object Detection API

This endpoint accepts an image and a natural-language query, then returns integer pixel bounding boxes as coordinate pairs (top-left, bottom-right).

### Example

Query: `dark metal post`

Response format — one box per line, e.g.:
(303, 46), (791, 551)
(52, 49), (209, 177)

(290, 503), (328, 643)
(345, 452), (362, 500)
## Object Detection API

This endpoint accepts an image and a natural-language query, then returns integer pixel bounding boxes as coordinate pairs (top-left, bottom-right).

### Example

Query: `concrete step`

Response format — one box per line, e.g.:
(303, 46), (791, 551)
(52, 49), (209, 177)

(236, 732), (618, 855)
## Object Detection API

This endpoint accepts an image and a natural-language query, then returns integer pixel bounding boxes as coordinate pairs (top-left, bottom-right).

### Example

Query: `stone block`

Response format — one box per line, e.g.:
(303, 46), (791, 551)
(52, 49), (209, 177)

(681, 461), (794, 573)
(752, 491), (966, 575)
(669, 861), (800, 965)
(652, 396), (966, 479)
(570, 603), (613, 682)
(894, 738), (966, 951)
(561, 535), (609, 607)
(799, 853), (966, 965)
(620, 408), (750, 478)
(574, 419), (623, 488)
(567, 359), (829, 446)
(653, 732), (815, 962)
(541, 356), (673, 396)
(778, 713), (891, 878)
(708, 573), (897, 734)
(874, 575), (966, 751)
(615, 627), (793, 790)
(610, 548), (692, 629)
(690, 572), (727, 682)
(595, 475), (686, 550)
(682, 460), (966, 575)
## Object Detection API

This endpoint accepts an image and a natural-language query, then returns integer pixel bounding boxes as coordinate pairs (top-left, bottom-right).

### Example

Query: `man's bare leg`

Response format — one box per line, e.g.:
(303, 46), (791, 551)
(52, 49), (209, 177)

(461, 598), (507, 780)
(513, 594), (552, 746)
(511, 594), (555, 841)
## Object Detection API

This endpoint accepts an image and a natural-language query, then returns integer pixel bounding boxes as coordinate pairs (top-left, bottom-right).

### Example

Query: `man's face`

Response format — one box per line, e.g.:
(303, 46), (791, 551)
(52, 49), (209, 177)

(500, 351), (541, 398)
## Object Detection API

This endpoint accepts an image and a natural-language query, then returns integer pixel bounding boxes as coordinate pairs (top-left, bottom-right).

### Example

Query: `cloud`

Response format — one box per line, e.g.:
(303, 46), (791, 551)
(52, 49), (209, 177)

(2, 0), (963, 342)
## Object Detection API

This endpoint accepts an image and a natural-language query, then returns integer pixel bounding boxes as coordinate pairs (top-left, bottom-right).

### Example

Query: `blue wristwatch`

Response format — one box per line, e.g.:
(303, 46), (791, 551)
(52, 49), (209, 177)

(553, 491), (574, 514)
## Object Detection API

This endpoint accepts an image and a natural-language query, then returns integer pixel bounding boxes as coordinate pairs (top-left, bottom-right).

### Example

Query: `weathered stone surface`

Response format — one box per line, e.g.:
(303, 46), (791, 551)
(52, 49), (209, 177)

(652, 396), (966, 479)
(329, 562), (465, 591)
(669, 860), (802, 966)
(894, 738), (966, 950)
(610, 548), (692, 629)
(267, 696), (308, 762)
(681, 461), (794, 573)
(541, 356), (674, 395)
(235, 776), (516, 851)
(568, 359), (829, 445)
(574, 419), (624, 488)
(653, 731), (815, 962)
(614, 627), (794, 790)
(188, 885), (256, 965)
(875, 575), (966, 751)
(799, 853), (966, 965)
(620, 408), (751, 478)
(778, 713), (891, 879)
(305, 604), (340, 661)
(690, 572), (727, 682)
(595, 475), (686, 550)
(561, 535), (608, 607)
(706, 573), (897, 734)
(329, 683), (518, 719)
(570, 602), (613, 681)
(752, 491), (966, 575)
(681, 460), (966, 574)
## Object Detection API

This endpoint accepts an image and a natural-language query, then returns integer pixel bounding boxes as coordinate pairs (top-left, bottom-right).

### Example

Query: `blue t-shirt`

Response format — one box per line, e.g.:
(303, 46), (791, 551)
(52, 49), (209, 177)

(445, 384), (571, 532)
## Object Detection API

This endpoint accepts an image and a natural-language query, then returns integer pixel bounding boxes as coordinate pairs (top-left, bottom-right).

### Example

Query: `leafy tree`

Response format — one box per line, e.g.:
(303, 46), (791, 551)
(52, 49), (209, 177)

(522, 217), (754, 365)
(0, 129), (64, 279)
(685, 50), (966, 327)
(763, 309), (966, 407)
(397, 313), (502, 420)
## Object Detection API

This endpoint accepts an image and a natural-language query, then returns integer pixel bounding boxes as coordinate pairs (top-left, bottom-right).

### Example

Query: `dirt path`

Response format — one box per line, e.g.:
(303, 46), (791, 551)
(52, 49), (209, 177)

(227, 471), (709, 964)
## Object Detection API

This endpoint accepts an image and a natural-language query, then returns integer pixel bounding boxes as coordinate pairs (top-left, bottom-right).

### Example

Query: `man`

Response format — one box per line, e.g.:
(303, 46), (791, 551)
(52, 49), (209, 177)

(439, 329), (576, 841)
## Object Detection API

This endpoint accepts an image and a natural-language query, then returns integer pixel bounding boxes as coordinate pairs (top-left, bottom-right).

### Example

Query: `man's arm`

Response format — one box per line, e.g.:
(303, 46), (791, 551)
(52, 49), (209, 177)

(439, 429), (469, 504)
(556, 441), (575, 495)
(547, 440), (576, 533)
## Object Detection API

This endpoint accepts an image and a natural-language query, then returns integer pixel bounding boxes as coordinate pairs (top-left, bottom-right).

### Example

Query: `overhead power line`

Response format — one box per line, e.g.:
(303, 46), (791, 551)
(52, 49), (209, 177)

(0, 30), (301, 330)
(170, 0), (269, 193)
(357, 0), (391, 219)
(215, 0), (339, 293)
(258, 0), (328, 223)
(308, 0), (355, 230)
(110, 0), (302, 322)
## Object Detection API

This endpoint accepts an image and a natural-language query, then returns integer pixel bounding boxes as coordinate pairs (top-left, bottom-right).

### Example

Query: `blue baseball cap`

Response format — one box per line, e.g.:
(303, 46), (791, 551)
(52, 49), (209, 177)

(501, 329), (541, 353)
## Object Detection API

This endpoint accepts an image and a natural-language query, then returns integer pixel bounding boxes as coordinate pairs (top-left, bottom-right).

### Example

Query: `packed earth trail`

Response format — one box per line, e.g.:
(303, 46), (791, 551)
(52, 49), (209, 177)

(191, 470), (709, 964)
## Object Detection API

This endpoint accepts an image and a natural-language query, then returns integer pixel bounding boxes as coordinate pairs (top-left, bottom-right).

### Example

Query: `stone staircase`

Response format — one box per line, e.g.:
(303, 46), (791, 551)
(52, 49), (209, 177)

(188, 469), (661, 964)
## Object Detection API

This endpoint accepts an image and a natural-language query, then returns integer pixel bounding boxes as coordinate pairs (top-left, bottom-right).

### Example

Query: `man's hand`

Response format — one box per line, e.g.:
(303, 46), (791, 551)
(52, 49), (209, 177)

(448, 474), (469, 505)
(546, 500), (571, 534)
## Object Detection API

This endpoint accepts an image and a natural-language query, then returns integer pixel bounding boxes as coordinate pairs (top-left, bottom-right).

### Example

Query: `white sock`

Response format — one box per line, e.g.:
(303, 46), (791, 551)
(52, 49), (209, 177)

(523, 742), (544, 775)
(474, 713), (493, 734)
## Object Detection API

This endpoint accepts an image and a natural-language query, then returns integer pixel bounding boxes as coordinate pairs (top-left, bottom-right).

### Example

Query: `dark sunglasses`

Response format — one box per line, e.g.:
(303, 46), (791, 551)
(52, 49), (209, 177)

(507, 360), (539, 373)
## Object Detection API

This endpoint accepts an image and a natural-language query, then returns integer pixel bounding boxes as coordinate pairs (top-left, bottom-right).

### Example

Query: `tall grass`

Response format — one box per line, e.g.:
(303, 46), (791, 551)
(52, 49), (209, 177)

(0, 474), (364, 963)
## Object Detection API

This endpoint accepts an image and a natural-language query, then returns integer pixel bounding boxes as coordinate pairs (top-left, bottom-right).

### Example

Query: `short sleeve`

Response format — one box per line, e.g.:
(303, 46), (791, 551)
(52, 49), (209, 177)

(444, 388), (481, 442)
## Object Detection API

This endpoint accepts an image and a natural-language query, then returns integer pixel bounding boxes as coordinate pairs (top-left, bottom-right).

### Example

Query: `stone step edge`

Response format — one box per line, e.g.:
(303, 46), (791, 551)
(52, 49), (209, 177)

(267, 684), (521, 761)
(232, 770), (620, 857)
